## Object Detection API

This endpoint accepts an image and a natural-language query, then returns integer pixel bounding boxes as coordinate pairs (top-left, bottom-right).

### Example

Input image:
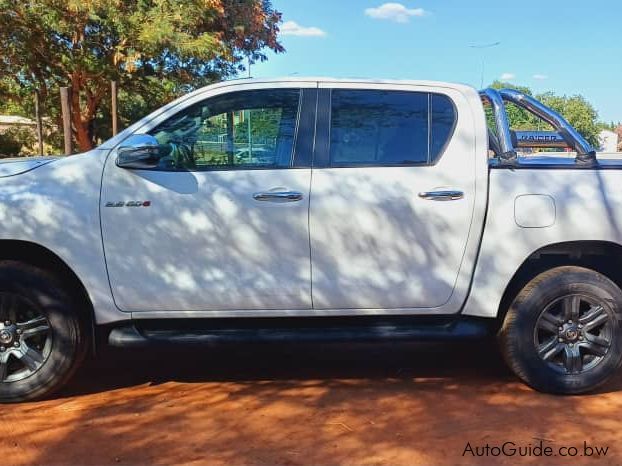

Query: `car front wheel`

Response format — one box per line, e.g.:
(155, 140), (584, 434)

(0, 261), (87, 402)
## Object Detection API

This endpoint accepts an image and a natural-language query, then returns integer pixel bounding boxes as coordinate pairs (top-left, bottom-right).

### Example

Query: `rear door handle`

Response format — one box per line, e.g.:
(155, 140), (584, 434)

(253, 191), (304, 202)
(418, 190), (464, 201)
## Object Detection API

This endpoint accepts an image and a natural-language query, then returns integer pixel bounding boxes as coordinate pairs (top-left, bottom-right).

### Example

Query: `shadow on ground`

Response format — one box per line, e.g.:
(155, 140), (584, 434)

(2, 341), (621, 465)
(69, 340), (508, 395)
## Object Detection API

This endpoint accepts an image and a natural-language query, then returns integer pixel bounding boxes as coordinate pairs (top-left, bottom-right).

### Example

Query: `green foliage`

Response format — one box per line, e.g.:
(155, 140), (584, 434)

(0, 0), (284, 152)
(0, 133), (22, 157)
(596, 121), (621, 132)
(488, 80), (601, 146)
(489, 80), (536, 131)
(0, 128), (36, 157)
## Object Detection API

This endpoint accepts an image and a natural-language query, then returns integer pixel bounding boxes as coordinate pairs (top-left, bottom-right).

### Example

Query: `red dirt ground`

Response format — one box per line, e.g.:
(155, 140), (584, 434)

(1, 341), (621, 465)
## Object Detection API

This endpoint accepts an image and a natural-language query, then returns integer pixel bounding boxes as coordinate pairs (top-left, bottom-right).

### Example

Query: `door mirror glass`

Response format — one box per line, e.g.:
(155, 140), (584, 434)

(116, 134), (161, 169)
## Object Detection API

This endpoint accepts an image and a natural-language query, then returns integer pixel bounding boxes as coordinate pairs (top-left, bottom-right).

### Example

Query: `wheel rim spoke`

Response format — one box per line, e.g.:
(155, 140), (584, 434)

(538, 313), (562, 334)
(583, 333), (610, 356)
(18, 316), (50, 339)
(562, 295), (580, 321)
(579, 305), (604, 325)
(538, 338), (564, 361)
(563, 345), (582, 373)
(583, 312), (609, 332)
(17, 345), (44, 372)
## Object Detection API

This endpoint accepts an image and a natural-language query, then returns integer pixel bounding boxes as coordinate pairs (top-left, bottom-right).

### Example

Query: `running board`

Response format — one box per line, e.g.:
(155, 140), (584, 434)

(108, 318), (492, 348)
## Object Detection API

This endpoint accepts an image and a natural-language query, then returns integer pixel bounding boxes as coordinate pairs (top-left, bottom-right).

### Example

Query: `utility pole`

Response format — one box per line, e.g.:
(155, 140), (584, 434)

(60, 87), (72, 155)
(34, 91), (44, 156)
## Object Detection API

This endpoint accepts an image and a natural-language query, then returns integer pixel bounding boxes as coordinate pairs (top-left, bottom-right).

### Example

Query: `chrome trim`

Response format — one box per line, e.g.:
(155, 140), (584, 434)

(116, 134), (161, 169)
(253, 191), (304, 202)
(418, 190), (464, 201)
(480, 88), (516, 161)
(498, 89), (596, 164)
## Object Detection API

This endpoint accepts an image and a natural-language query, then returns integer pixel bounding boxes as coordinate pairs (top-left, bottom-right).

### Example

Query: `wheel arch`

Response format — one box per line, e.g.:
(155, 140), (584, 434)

(0, 240), (95, 351)
(496, 240), (622, 326)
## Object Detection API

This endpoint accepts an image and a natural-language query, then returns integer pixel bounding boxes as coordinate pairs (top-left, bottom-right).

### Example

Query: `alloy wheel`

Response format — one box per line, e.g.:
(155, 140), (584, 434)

(534, 294), (614, 375)
(0, 293), (52, 383)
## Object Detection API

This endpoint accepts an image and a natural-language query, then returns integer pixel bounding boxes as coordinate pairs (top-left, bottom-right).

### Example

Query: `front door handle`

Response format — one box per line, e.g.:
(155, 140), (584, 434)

(418, 190), (464, 201)
(253, 191), (304, 202)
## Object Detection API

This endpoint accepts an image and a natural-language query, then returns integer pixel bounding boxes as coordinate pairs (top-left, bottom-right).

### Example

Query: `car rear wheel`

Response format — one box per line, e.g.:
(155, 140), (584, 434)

(0, 262), (87, 402)
(499, 266), (622, 394)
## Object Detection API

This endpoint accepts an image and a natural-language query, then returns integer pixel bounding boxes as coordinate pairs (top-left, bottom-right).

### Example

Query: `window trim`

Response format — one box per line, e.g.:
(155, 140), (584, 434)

(316, 88), (457, 169)
(292, 88), (318, 168)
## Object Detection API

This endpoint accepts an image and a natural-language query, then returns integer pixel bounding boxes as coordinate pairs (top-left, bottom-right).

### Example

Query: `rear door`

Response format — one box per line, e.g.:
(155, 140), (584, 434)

(309, 83), (479, 312)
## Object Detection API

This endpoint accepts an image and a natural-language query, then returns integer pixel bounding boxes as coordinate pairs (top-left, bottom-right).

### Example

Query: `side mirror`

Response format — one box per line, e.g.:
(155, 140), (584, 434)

(116, 134), (161, 169)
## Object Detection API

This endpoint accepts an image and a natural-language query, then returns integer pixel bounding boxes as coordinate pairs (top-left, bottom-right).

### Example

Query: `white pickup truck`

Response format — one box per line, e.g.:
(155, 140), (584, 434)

(1, 78), (621, 402)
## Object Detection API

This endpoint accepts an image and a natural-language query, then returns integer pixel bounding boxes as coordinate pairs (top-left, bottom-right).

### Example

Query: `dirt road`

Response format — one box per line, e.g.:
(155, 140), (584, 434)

(1, 340), (621, 465)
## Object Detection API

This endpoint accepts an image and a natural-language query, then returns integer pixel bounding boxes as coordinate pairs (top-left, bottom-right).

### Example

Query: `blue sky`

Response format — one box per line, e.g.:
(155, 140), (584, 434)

(252, 0), (622, 123)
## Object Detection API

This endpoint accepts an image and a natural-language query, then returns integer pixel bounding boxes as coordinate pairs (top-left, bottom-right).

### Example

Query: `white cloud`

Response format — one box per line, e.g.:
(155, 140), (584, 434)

(364, 3), (427, 23)
(533, 74), (548, 80)
(281, 21), (326, 37)
(500, 72), (515, 81)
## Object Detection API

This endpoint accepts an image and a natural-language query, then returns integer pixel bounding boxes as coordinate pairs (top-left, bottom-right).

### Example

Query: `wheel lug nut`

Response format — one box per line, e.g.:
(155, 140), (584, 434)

(559, 326), (564, 331)
(13, 341), (19, 348)
(4, 321), (10, 326)
(569, 343), (574, 347)
(16, 328), (21, 335)
(0, 346), (4, 352)
(559, 338), (564, 342)
(568, 320), (573, 324)
(579, 336), (584, 340)
(578, 324), (583, 329)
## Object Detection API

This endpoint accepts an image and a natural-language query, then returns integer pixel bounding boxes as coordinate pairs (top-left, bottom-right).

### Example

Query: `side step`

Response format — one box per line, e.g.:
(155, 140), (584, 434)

(108, 318), (492, 348)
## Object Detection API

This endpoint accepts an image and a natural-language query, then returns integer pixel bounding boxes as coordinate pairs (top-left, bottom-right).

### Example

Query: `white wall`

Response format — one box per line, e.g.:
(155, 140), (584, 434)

(599, 130), (619, 152)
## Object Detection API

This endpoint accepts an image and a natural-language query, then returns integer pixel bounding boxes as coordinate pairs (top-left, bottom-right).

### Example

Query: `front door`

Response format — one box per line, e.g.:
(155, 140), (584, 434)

(101, 85), (316, 312)
(309, 85), (478, 311)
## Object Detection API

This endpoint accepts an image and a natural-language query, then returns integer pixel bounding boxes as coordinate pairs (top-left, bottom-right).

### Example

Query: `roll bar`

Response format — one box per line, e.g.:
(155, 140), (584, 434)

(480, 89), (516, 160)
(479, 88), (597, 165)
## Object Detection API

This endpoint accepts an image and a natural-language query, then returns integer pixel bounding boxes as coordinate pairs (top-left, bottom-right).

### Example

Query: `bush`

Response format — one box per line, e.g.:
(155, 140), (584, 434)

(0, 127), (36, 157)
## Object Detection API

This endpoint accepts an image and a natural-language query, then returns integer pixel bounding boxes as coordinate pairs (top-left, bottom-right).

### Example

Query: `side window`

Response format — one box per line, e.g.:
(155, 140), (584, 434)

(430, 94), (457, 163)
(328, 90), (456, 167)
(149, 89), (301, 170)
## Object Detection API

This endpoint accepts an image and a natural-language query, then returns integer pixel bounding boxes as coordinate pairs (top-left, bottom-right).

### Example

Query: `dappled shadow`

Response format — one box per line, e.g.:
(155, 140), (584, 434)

(2, 341), (622, 465)
(463, 158), (622, 317)
(2, 87), (622, 465)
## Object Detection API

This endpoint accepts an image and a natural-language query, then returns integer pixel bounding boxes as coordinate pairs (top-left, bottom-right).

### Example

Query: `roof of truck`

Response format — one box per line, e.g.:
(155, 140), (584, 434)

(209, 76), (477, 92)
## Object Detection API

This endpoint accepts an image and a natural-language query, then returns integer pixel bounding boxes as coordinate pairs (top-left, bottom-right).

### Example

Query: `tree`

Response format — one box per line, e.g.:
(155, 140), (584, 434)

(0, 0), (284, 152)
(489, 80), (601, 147)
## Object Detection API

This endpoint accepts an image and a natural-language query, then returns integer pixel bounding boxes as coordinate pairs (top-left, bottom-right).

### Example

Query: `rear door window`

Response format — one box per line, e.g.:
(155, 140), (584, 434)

(328, 90), (456, 167)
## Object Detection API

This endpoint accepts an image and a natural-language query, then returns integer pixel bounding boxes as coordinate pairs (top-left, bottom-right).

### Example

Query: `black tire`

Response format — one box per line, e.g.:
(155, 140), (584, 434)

(0, 261), (87, 402)
(499, 266), (622, 394)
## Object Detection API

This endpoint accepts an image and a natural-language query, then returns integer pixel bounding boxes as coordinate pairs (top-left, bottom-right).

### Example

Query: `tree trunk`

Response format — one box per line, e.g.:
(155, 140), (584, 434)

(74, 120), (93, 152)
(69, 72), (96, 153)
